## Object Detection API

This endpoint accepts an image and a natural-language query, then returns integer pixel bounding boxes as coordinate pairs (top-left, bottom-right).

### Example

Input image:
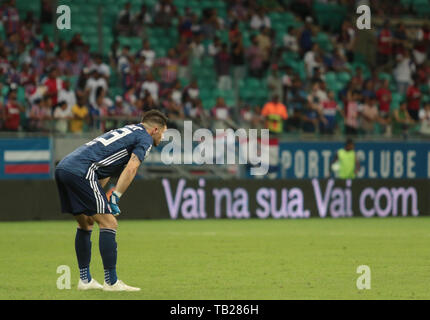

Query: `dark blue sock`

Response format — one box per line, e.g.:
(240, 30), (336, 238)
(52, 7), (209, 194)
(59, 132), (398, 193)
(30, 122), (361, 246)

(99, 228), (118, 285)
(75, 228), (92, 283)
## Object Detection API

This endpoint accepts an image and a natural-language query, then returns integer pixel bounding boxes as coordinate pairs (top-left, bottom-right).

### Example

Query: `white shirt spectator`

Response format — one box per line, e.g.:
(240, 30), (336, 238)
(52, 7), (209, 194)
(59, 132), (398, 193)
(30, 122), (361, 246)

(187, 88), (199, 100)
(86, 77), (108, 106)
(419, 108), (430, 135)
(283, 33), (299, 52)
(53, 105), (72, 133)
(250, 14), (271, 30)
(208, 43), (220, 56)
(58, 89), (76, 113)
(304, 50), (320, 78)
(140, 49), (156, 68)
(394, 54), (415, 84)
(172, 89), (182, 105)
(191, 41), (205, 60)
(141, 80), (159, 102)
(117, 54), (130, 73)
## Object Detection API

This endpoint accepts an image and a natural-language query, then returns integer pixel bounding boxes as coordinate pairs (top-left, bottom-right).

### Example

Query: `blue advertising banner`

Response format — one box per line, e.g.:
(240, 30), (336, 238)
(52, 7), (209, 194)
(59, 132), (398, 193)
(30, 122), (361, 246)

(0, 138), (53, 179)
(278, 141), (430, 179)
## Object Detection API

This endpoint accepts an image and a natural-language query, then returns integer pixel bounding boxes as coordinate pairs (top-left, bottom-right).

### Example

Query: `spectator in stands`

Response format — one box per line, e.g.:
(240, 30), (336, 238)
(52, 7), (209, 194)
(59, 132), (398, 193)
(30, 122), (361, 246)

(392, 101), (415, 137)
(261, 94), (288, 134)
(406, 78), (421, 121)
(162, 91), (184, 122)
(299, 16), (314, 54)
(92, 54), (111, 79)
(42, 66), (63, 107)
(117, 45), (132, 74)
(360, 97), (380, 135)
(190, 13), (202, 36)
(85, 68), (108, 108)
(116, 2), (133, 36)
(57, 80), (76, 114)
(211, 96), (233, 130)
(190, 34), (205, 61)
(246, 35), (265, 78)
(250, 7), (271, 30)
(394, 50), (415, 95)
(141, 73), (159, 103)
(154, 0), (178, 28)
(109, 40), (120, 70)
(156, 48), (179, 89)
(256, 26), (273, 71)
(209, 36), (222, 57)
(413, 23), (430, 66)
(320, 91), (340, 134)
(178, 8), (194, 39)
(337, 20), (355, 63)
(70, 97), (89, 134)
(307, 81), (328, 112)
(3, 86), (23, 131)
(200, 8), (219, 40)
(419, 102), (430, 136)
(267, 66), (283, 102)
(29, 94), (52, 132)
(376, 79), (392, 120)
(139, 40), (156, 69)
(377, 20), (393, 69)
(392, 23), (408, 56)
(301, 101), (320, 134)
(215, 43), (232, 91)
(176, 37), (191, 82)
(171, 81), (183, 105)
(230, 32), (246, 92)
(53, 100), (72, 134)
(344, 90), (361, 135)
(283, 27), (299, 53)
(188, 98), (210, 128)
(1, 0), (20, 34)
(40, 0), (53, 24)
(184, 80), (200, 104)
(304, 44), (321, 79)
(133, 4), (153, 37)
(230, 0), (249, 22)
(361, 79), (376, 100)
(286, 77), (307, 128)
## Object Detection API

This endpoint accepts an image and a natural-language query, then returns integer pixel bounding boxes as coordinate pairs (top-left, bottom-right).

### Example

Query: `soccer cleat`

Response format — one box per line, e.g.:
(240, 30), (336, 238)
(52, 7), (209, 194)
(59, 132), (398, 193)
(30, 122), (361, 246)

(102, 280), (141, 292)
(77, 278), (103, 290)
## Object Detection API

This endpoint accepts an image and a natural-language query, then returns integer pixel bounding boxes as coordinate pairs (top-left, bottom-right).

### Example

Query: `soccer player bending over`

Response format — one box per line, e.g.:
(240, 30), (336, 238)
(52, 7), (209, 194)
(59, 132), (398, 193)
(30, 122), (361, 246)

(55, 110), (168, 291)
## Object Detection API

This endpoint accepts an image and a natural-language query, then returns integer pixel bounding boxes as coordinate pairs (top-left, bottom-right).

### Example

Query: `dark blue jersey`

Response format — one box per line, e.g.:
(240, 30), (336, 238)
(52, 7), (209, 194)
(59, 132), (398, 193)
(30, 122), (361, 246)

(57, 123), (153, 180)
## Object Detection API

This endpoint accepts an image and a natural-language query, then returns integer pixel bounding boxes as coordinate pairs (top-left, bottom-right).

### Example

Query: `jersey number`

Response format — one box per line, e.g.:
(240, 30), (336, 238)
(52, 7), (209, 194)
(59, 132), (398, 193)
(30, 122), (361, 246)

(86, 128), (133, 147)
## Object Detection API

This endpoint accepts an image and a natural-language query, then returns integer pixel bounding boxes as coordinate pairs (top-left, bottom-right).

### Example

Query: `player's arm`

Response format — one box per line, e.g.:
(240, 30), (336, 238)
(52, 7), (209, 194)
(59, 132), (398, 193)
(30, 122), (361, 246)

(108, 153), (141, 216)
(115, 153), (141, 194)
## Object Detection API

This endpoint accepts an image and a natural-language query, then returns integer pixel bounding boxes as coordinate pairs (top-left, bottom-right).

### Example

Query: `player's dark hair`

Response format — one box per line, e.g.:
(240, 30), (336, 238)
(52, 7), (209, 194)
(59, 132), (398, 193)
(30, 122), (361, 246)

(141, 109), (168, 128)
(346, 138), (354, 146)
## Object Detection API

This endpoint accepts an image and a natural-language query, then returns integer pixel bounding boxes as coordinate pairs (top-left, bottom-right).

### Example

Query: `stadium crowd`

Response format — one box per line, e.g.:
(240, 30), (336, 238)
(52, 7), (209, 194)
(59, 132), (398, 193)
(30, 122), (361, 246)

(0, 0), (429, 137)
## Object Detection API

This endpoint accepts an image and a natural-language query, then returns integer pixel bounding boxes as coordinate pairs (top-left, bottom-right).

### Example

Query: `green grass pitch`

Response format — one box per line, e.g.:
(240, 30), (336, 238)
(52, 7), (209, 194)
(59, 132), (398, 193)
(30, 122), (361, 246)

(0, 217), (429, 300)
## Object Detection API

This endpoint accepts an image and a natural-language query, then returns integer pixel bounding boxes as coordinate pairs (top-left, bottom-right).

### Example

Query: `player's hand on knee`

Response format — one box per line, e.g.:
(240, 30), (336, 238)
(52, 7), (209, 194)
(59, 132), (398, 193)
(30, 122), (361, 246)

(109, 191), (122, 216)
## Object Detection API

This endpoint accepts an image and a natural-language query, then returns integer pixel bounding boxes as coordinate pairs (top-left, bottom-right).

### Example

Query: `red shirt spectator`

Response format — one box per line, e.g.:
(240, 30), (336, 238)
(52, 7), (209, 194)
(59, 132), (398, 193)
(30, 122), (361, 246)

(376, 80), (392, 114)
(378, 27), (392, 56)
(406, 84), (421, 111)
(43, 67), (64, 106)
(4, 96), (21, 131)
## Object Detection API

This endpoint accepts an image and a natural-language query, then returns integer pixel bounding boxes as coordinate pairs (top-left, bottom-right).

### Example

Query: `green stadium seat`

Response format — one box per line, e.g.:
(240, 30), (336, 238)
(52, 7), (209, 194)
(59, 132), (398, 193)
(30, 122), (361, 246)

(337, 72), (351, 83)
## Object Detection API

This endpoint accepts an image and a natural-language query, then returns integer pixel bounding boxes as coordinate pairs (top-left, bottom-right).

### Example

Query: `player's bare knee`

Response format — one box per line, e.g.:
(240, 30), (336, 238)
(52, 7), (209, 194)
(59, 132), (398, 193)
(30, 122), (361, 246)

(94, 213), (118, 230)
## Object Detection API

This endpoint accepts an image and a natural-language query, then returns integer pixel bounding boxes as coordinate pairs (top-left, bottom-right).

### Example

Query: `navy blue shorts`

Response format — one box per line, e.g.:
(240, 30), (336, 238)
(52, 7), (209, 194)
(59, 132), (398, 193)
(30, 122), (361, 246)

(55, 168), (112, 216)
